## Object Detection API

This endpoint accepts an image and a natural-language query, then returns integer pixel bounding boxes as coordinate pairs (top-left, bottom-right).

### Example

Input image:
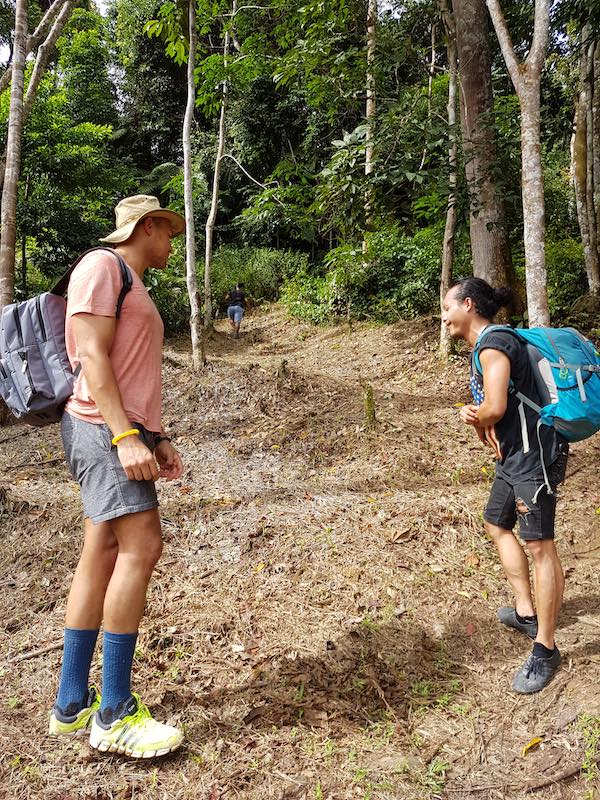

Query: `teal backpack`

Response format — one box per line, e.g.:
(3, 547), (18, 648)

(472, 325), (600, 493)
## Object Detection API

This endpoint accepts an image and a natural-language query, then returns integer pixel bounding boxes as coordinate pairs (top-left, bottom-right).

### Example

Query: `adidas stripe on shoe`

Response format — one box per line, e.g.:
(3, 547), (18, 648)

(89, 693), (183, 759)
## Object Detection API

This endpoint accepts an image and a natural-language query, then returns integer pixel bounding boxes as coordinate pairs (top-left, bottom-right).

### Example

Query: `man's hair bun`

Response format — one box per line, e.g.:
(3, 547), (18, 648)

(493, 286), (513, 308)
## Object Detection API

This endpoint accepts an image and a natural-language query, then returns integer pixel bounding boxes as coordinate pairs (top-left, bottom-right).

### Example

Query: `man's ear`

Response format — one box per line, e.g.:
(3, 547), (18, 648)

(463, 296), (473, 312)
(141, 216), (155, 236)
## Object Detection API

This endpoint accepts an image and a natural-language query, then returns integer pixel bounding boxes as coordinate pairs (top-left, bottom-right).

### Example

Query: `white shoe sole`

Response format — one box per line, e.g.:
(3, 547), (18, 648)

(90, 735), (183, 759)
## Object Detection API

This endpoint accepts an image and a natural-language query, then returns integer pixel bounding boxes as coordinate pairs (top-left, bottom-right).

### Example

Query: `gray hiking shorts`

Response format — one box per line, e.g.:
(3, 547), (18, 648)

(61, 412), (159, 524)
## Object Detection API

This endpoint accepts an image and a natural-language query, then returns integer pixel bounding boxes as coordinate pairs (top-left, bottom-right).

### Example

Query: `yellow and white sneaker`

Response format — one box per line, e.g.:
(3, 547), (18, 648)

(49, 687), (101, 737)
(89, 693), (183, 758)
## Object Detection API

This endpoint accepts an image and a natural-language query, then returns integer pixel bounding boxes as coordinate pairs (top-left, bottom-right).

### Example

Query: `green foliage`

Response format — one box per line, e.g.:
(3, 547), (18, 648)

(545, 238), (587, 314)
(211, 246), (308, 314)
(147, 0), (272, 115)
(145, 263), (191, 335)
(279, 268), (335, 324)
(578, 714), (600, 788)
(107, 0), (187, 170)
(16, 68), (130, 274)
(314, 125), (368, 238)
(544, 147), (579, 239)
(57, 8), (117, 127)
(281, 226), (469, 324)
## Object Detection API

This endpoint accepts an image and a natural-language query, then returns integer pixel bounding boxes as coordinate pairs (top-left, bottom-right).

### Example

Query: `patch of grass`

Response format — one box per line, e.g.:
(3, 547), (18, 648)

(579, 714), (600, 789)
(366, 718), (397, 748)
(415, 757), (450, 797)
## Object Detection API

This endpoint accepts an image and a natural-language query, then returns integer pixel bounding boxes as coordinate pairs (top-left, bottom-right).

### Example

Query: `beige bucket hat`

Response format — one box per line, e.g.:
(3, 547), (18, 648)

(99, 194), (185, 244)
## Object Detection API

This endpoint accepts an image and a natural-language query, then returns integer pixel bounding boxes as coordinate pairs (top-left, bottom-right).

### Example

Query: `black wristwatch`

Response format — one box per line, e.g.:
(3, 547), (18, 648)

(155, 434), (171, 446)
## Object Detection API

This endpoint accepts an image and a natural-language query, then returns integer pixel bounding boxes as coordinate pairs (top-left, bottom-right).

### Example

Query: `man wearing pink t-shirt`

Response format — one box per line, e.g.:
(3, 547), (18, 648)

(49, 196), (186, 758)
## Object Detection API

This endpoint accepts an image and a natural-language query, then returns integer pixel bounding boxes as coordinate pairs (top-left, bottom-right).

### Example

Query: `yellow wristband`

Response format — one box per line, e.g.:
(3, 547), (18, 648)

(111, 428), (140, 446)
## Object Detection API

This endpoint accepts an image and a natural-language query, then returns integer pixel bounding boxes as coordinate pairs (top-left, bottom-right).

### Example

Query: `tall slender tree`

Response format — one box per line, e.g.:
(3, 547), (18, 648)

(453, 0), (513, 290)
(572, 23), (600, 295)
(204, 0), (233, 330)
(0, 0), (68, 94)
(0, 0), (28, 309)
(183, 0), (203, 367)
(438, 0), (457, 358)
(486, 0), (550, 326)
(364, 0), (377, 233)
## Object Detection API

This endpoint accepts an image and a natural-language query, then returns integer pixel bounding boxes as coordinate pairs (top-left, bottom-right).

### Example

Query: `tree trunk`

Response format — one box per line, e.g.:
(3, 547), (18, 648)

(585, 37), (598, 292)
(574, 28), (600, 294)
(419, 21), (437, 171)
(363, 0), (376, 244)
(486, 0), (550, 327)
(0, 0), (74, 197)
(204, 2), (233, 330)
(573, 92), (597, 291)
(438, 0), (457, 359)
(520, 87), (549, 326)
(184, 0), (203, 369)
(592, 38), (600, 289)
(0, 0), (28, 310)
(454, 0), (513, 289)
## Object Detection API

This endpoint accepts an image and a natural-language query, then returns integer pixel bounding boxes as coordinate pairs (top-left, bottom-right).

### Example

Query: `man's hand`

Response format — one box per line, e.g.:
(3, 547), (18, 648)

(459, 404), (480, 426)
(474, 423), (503, 460)
(155, 440), (184, 481)
(117, 436), (159, 481)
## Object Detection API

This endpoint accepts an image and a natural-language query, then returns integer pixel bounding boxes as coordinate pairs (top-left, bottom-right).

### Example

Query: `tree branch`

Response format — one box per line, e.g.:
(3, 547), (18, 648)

(438, 0), (455, 38)
(23, 0), (75, 121)
(528, 0), (550, 74)
(222, 5), (270, 16)
(220, 153), (282, 200)
(27, 0), (67, 51)
(485, 0), (524, 96)
(0, 0), (68, 94)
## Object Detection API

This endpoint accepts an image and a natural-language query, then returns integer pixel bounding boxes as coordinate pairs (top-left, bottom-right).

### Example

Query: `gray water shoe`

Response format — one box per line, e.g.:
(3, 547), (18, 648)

(497, 607), (538, 639)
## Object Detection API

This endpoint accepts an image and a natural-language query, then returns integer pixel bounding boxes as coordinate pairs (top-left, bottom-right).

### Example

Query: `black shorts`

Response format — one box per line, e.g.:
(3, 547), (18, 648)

(483, 443), (569, 541)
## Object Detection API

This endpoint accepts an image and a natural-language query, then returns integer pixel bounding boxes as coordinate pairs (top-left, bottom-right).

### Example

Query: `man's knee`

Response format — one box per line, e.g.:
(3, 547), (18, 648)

(484, 519), (513, 544)
(82, 523), (118, 565)
(144, 534), (163, 570)
(121, 534), (162, 575)
(111, 511), (163, 572)
(524, 538), (557, 561)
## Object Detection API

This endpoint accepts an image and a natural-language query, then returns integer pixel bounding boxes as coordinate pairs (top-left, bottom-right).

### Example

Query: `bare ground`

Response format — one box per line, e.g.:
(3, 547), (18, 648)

(1, 306), (600, 800)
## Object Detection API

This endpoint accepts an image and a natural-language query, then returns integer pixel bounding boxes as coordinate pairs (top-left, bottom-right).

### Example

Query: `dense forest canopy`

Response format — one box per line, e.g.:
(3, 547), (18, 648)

(0, 0), (599, 334)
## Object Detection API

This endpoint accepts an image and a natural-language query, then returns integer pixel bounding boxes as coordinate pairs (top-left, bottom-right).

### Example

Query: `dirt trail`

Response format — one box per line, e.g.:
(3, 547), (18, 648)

(1, 306), (600, 800)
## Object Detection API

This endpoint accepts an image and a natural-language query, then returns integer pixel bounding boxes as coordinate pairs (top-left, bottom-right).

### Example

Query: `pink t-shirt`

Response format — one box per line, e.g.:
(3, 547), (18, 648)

(64, 250), (164, 432)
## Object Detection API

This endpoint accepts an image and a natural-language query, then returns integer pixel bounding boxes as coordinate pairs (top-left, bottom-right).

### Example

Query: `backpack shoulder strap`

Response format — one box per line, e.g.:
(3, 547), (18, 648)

(51, 246), (132, 319)
(472, 324), (518, 374)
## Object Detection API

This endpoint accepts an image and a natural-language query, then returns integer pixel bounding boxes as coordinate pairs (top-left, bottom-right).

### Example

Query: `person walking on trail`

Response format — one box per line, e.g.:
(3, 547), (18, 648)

(442, 277), (569, 694)
(48, 195), (186, 757)
(225, 282), (248, 338)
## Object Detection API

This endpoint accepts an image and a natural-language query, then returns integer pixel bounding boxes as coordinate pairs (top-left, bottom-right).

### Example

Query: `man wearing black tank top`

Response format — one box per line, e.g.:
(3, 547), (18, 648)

(225, 282), (247, 338)
(442, 277), (568, 695)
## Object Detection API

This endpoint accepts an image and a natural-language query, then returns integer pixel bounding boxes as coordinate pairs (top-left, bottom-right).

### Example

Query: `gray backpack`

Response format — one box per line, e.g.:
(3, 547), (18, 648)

(0, 247), (132, 426)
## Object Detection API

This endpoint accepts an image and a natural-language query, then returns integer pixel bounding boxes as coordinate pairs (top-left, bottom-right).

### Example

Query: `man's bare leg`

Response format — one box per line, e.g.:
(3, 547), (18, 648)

(485, 521), (535, 616)
(95, 508), (162, 723)
(54, 519), (119, 715)
(65, 518), (118, 629)
(103, 508), (163, 633)
(525, 539), (564, 650)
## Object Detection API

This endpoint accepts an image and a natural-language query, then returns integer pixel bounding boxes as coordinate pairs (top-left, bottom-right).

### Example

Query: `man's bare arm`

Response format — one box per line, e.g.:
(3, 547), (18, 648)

(72, 313), (159, 481)
(478, 348), (510, 426)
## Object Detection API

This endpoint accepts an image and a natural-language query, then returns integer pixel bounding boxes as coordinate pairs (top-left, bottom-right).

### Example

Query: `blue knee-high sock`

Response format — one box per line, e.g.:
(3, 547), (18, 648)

(55, 627), (99, 715)
(100, 631), (138, 719)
